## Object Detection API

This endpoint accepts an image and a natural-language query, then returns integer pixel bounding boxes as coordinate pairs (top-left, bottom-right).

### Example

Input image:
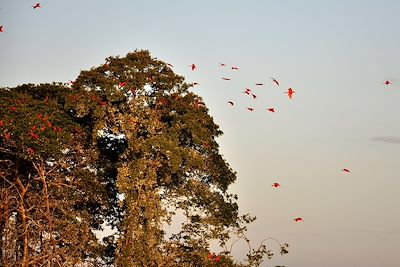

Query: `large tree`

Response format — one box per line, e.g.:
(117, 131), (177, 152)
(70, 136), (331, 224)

(0, 50), (288, 266)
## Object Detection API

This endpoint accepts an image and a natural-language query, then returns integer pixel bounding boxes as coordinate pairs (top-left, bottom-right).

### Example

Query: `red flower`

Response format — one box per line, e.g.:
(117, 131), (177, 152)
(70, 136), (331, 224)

(27, 147), (34, 155)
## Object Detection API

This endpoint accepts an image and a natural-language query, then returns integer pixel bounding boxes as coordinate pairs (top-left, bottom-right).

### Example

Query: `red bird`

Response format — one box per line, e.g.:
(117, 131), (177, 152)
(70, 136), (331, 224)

(342, 168), (350, 173)
(383, 80), (391, 85)
(294, 217), (303, 222)
(0, 25), (4, 33)
(219, 63), (227, 67)
(228, 101), (234, 106)
(243, 90), (250, 95)
(251, 94), (257, 99)
(33, 3), (41, 9)
(255, 83), (264, 86)
(166, 63), (173, 68)
(119, 82), (127, 87)
(267, 108), (275, 113)
(272, 182), (280, 188)
(231, 66), (239, 70)
(286, 88), (295, 99)
(191, 64), (196, 71)
(222, 77), (231, 81)
(247, 107), (254, 111)
(271, 78), (279, 86)
(190, 82), (200, 86)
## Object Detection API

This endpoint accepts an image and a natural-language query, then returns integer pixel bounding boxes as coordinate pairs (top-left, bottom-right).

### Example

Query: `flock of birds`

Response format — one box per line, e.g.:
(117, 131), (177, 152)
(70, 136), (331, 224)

(174, 62), (395, 224)
(0, 2), (396, 225)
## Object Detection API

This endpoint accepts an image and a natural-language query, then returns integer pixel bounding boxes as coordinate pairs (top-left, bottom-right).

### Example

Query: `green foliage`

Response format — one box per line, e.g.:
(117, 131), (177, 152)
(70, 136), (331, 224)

(0, 50), (288, 266)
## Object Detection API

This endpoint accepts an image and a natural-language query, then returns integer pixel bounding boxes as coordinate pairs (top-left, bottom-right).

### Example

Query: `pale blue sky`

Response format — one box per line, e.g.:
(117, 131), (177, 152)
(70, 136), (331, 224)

(1, 1), (400, 266)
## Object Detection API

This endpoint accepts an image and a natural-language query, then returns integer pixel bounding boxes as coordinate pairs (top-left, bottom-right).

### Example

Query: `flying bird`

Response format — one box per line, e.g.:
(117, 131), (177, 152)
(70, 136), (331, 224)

(227, 101), (234, 106)
(33, 3), (41, 9)
(285, 88), (295, 99)
(219, 63), (227, 67)
(247, 107), (254, 111)
(222, 77), (231, 81)
(294, 217), (303, 222)
(383, 80), (392, 85)
(255, 83), (264, 86)
(166, 63), (173, 68)
(272, 182), (280, 188)
(243, 90), (250, 95)
(231, 66), (239, 70)
(0, 25), (3, 32)
(190, 82), (200, 86)
(251, 94), (257, 99)
(342, 168), (350, 173)
(271, 78), (279, 86)
(191, 64), (196, 71)
(267, 108), (275, 113)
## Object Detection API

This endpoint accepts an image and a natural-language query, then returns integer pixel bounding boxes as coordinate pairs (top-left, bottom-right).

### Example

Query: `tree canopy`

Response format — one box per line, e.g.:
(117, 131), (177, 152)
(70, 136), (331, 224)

(0, 50), (288, 266)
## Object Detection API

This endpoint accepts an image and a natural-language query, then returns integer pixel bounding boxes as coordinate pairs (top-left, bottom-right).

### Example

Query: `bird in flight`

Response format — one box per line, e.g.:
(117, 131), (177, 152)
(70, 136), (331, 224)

(191, 64), (196, 71)
(227, 101), (234, 106)
(267, 108), (275, 113)
(190, 82), (200, 86)
(294, 217), (303, 222)
(255, 83), (264, 86)
(33, 3), (41, 9)
(342, 168), (350, 173)
(0, 25), (3, 32)
(219, 63), (227, 67)
(222, 77), (231, 81)
(271, 78), (279, 86)
(247, 107), (254, 111)
(383, 80), (392, 85)
(272, 182), (280, 188)
(251, 94), (257, 99)
(286, 88), (295, 99)
(231, 66), (239, 70)
(166, 63), (173, 68)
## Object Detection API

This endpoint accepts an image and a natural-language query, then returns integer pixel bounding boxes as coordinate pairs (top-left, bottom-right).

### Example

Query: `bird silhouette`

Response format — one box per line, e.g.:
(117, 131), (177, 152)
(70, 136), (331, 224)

(286, 88), (295, 99)
(219, 63), (227, 67)
(247, 107), (254, 111)
(231, 66), (239, 70)
(251, 94), (257, 99)
(228, 101), (234, 106)
(294, 217), (303, 222)
(191, 64), (196, 71)
(271, 78), (279, 86)
(342, 168), (350, 173)
(267, 108), (275, 113)
(33, 3), (41, 9)
(222, 77), (231, 81)
(255, 83), (264, 86)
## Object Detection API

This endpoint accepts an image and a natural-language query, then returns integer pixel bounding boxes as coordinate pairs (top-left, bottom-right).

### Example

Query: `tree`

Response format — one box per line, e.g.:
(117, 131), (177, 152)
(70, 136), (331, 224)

(1, 50), (288, 266)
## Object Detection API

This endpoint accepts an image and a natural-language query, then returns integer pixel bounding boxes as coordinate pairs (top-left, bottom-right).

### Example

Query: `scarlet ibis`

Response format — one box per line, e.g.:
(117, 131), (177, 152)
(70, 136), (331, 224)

(33, 3), (41, 9)
(271, 78), (279, 86)
(219, 63), (226, 67)
(255, 83), (264, 86)
(247, 107), (254, 111)
(267, 108), (275, 113)
(191, 64), (196, 71)
(251, 94), (257, 99)
(342, 168), (350, 173)
(222, 77), (231, 81)
(294, 217), (303, 222)
(0, 25), (4, 32)
(231, 66), (239, 70)
(383, 80), (391, 85)
(286, 88), (295, 99)
(119, 82), (127, 87)
(272, 182), (280, 188)
(228, 101), (234, 106)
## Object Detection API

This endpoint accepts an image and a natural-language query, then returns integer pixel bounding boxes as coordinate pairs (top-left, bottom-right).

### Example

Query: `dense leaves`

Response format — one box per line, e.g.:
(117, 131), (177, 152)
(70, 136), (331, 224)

(0, 50), (287, 266)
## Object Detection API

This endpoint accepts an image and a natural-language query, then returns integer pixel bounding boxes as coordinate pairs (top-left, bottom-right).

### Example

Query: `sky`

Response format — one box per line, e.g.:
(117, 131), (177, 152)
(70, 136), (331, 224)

(1, 1), (400, 266)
